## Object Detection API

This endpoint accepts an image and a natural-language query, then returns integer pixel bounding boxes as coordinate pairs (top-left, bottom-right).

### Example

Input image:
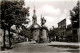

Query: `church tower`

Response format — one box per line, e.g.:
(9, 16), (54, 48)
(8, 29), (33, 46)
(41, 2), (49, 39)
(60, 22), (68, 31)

(30, 6), (40, 42)
(32, 6), (37, 24)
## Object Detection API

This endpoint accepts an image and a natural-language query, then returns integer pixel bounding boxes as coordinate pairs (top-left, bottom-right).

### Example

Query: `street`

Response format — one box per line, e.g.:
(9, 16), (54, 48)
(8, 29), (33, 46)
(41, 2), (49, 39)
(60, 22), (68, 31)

(1, 41), (79, 53)
(0, 0), (80, 53)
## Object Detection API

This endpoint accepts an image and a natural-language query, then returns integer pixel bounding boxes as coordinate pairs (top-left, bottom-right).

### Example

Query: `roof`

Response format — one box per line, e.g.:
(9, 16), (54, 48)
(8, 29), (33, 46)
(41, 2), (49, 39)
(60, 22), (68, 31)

(58, 19), (66, 24)
(29, 23), (41, 30)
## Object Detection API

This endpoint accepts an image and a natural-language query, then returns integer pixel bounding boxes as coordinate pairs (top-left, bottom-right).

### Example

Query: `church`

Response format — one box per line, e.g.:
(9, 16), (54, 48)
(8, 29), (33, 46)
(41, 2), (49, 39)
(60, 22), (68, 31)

(29, 7), (49, 43)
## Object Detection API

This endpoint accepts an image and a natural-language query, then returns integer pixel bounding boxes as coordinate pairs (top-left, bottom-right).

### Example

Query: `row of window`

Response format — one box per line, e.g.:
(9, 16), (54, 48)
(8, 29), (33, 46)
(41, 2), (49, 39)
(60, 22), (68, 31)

(59, 27), (66, 30)
(60, 32), (66, 36)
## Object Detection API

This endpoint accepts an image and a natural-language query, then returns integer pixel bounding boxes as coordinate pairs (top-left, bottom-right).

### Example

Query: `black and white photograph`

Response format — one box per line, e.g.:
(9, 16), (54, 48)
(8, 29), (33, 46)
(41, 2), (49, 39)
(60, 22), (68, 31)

(0, 0), (80, 53)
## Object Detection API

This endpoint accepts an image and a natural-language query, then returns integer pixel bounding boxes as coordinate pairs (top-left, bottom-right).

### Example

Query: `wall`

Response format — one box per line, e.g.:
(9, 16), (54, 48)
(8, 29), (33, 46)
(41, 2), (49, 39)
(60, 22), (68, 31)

(58, 19), (66, 41)
(33, 29), (39, 41)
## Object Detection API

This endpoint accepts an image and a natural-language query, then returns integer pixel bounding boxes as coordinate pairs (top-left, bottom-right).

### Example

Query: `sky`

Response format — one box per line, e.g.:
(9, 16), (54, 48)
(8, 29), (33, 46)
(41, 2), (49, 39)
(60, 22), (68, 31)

(23, 0), (78, 29)
(0, 0), (78, 29)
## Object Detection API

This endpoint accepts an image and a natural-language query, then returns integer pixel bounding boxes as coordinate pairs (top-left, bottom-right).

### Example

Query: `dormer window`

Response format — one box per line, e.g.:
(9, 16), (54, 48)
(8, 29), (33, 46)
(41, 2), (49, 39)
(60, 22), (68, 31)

(73, 21), (77, 23)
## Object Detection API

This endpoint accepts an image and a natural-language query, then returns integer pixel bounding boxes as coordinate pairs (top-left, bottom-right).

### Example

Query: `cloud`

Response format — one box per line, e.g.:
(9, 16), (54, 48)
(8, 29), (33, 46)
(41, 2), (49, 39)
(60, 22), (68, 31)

(57, 9), (70, 23)
(28, 5), (71, 29)
(27, 5), (61, 28)
(44, 16), (58, 29)
(42, 5), (61, 15)
(37, 5), (61, 17)
(24, 0), (77, 29)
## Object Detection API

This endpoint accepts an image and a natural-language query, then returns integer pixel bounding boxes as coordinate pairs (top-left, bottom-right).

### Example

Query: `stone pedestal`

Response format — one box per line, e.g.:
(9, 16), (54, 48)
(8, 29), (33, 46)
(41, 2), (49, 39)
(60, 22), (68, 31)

(39, 27), (48, 43)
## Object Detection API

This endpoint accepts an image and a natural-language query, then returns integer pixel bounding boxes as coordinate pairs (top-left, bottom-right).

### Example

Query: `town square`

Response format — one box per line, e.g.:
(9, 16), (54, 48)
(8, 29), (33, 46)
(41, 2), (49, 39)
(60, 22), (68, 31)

(0, 0), (80, 53)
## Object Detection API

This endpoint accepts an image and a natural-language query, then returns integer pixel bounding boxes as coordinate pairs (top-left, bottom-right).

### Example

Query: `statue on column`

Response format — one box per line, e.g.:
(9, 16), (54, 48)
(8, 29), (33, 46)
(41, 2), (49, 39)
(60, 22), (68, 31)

(40, 16), (48, 43)
(41, 17), (46, 26)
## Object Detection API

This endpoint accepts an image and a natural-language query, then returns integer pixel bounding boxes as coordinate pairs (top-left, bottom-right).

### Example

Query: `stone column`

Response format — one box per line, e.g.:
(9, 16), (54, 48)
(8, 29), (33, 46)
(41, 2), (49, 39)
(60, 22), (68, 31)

(40, 27), (48, 43)
(41, 29), (47, 42)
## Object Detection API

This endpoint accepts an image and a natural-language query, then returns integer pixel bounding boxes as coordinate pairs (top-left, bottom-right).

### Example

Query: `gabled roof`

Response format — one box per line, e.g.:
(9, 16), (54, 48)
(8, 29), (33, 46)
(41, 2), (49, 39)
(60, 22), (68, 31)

(29, 23), (41, 30)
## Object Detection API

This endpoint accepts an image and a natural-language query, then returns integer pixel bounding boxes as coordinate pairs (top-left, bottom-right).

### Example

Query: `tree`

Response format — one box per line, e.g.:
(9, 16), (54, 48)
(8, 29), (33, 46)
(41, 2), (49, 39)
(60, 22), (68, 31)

(19, 25), (32, 41)
(48, 28), (55, 41)
(1, 1), (30, 48)
(70, 1), (79, 28)
(70, 1), (79, 42)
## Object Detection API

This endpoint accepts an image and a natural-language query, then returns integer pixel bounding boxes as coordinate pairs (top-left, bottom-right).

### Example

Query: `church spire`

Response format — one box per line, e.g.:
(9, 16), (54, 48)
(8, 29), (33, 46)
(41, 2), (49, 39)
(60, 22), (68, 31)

(33, 6), (36, 13)
(32, 6), (37, 24)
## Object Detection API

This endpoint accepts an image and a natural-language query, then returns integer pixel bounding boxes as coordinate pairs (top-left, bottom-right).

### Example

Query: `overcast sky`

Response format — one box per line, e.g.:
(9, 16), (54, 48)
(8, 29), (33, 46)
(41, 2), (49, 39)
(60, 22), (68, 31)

(1, 0), (78, 29)
(24, 0), (78, 29)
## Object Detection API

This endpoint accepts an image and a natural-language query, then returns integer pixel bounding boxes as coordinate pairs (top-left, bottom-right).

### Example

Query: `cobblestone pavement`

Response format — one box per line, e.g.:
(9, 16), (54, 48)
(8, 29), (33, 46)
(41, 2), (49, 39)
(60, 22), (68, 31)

(1, 41), (80, 53)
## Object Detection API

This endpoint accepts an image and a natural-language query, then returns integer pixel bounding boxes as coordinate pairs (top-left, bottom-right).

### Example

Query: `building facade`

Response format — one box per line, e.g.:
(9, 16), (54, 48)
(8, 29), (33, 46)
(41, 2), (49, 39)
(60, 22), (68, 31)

(66, 24), (73, 42)
(58, 19), (66, 41)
